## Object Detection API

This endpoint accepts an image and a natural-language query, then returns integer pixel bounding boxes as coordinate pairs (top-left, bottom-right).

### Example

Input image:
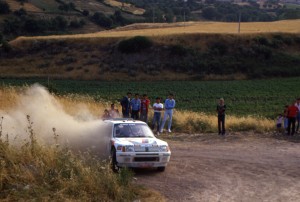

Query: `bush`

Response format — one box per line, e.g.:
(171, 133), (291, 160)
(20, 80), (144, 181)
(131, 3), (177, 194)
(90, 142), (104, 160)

(82, 10), (89, 16)
(208, 41), (228, 56)
(168, 44), (189, 56)
(91, 12), (112, 28)
(118, 36), (153, 54)
(14, 8), (27, 17)
(254, 36), (270, 46)
(0, 0), (10, 14)
(2, 41), (12, 52)
(69, 19), (85, 28)
(51, 16), (68, 31)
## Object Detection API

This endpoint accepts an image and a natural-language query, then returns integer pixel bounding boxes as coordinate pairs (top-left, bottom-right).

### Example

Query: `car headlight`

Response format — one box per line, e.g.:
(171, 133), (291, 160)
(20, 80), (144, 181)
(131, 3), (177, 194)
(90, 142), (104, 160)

(123, 145), (134, 152)
(159, 145), (169, 152)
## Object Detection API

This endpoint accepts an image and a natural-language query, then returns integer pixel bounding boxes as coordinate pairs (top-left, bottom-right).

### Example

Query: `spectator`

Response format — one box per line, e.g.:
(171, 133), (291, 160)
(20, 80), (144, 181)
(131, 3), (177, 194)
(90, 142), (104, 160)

(140, 94), (150, 123)
(276, 114), (283, 133)
(283, 105), (289, 132)
(120, 92), (131, 118)
(152, 97), (164, 135)
(160, 93), (176, 133)
(130, 93), (141, 120)
(216, 98), (226, 135)
(102, 109), (111, 120)
(109, 103), (120, 118)
(287, 100), (298, 136)
(295, 98), (300, 133)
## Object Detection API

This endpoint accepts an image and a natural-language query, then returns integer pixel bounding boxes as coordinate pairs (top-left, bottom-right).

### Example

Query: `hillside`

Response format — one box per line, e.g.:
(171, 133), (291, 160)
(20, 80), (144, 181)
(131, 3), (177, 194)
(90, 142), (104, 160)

(1, 0), (300, 41)
(1, 20), (300, 81)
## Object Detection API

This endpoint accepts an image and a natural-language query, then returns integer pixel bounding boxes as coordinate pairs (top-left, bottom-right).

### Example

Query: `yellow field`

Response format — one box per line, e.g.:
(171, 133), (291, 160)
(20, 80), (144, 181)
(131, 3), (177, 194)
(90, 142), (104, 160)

(11, 19), (300, 44)
(104, 0), (145, 15)
(6, 0), (42, 12)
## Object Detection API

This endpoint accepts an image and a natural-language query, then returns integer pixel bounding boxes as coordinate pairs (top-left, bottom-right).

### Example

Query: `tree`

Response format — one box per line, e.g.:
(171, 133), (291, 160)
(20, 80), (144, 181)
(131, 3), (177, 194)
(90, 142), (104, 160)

(92, 12), (113, 28)
(0, 0), (10, 14)
(51, 16), (68, 30)
(202, 7), (218, 20)
(14, 8), (27, 17)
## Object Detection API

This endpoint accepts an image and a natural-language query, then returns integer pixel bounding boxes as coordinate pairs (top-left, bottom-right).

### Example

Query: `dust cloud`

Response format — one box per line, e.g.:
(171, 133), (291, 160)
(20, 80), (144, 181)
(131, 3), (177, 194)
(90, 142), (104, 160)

(0, 84), (110, 157)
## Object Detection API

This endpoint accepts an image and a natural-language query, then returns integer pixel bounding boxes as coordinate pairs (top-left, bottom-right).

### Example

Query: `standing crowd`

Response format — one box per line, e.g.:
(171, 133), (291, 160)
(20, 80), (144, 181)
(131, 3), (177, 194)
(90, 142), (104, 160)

(277, 98), (300, 136)
(102, 95), (300, 136)
(102, 92), (176, 135)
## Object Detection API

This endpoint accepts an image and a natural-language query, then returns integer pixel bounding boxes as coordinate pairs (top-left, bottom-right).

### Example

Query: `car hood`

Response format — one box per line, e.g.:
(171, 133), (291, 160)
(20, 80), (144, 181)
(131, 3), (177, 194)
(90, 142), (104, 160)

(115, 137), (168, 146)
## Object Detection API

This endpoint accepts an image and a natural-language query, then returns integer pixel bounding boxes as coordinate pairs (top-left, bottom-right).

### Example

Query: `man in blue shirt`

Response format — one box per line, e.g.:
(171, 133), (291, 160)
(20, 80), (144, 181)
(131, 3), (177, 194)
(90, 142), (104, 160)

(120, 92), (131, 118)
(130, 93), (141, 120)
(160, 93), (176, 133)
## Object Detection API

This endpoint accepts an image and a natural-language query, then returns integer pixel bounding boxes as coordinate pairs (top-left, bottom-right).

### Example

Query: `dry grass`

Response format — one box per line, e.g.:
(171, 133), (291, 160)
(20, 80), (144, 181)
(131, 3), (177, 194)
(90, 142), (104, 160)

(10, 19), (300, 45)
(6, 0), (42, 12)
(0, 86), (165, 201)
(104, 0), (145, 15)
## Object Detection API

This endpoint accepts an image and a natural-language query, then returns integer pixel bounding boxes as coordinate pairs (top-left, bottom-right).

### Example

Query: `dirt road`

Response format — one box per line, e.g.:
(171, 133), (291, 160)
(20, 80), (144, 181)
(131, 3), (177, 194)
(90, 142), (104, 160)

(135, 133), (300, 202)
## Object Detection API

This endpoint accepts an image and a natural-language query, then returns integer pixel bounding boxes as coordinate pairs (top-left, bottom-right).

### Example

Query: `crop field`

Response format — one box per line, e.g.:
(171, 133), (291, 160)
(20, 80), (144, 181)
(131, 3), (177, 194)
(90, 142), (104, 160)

(11, 19), (300, 43)
(104, 0), (145, 15)
(1, 77), (300, 119)
(6, 0), (42, 12)
(28, 0), (61, 12)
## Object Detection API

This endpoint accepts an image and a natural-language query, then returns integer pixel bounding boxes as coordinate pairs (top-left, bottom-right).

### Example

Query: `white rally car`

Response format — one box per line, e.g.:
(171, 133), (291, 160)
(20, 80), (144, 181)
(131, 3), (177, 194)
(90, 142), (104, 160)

(103, 118), (171, 172)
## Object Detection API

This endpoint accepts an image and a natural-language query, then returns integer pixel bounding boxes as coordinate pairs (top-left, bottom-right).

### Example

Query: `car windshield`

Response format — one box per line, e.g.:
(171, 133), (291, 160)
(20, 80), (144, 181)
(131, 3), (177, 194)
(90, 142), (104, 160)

(114, 123), (155, 138)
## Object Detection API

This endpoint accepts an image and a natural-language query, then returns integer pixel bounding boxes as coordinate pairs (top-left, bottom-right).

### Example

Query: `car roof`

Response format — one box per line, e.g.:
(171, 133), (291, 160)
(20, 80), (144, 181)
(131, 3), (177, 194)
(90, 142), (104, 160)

(103, 118), (146, 124)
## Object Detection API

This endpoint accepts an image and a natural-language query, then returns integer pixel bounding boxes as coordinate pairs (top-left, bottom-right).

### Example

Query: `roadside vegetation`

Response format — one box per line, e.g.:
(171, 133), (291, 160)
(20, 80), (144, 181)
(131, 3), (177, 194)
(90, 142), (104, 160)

(0, 85), (278, 133)
(0, 87), (164, 201)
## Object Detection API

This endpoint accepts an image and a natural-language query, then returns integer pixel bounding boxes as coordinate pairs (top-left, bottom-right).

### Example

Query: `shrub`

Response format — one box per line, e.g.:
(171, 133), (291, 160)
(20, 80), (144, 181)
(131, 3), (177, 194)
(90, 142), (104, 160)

(254, 36), (270, 46)
(0, 0), (10, 14)
(118, 36), (153, 54)
(91, 12), (113, 28)
(2, 41), (12, 52)
(69, 19), (84, 28)
(14, 8), (27, 17)
(51, 16), (68, 31)
(82, 10), (89, 16)
(208, 41), (228, 56)
(168, 44), (189, 56)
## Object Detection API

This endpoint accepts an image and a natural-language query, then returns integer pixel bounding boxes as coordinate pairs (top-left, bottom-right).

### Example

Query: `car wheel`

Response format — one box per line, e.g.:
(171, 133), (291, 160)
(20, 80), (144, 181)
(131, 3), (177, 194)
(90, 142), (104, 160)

(157, 166), (165, 172)
(111, 148), (119, 172)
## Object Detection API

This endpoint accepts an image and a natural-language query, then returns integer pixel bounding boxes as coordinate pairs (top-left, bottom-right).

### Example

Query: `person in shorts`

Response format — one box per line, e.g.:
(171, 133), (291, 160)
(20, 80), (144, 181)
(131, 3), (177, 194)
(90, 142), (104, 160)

(152, 97), (164, 135)
(276, 114), (283, 133)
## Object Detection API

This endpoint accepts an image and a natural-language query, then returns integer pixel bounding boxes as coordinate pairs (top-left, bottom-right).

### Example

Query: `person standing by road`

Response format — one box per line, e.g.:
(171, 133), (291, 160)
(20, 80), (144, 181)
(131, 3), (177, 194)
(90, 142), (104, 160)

(140, 94), (150, 124)
(160, 93), (176, 133)
(109, 103), (120, 118)
(130, 93), (141, 120)
(217, 98), (226, 135)
(295, 98), (300, 133)
(287, 100), (299, 136)
(120, 92), (131, 118)
(283, 105), (289, 133)
(152, 97), (164, 135)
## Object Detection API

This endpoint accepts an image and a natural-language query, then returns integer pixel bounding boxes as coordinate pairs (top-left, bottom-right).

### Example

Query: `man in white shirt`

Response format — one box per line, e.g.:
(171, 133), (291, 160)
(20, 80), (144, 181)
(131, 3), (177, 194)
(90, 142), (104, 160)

(152, 97), (164, 135)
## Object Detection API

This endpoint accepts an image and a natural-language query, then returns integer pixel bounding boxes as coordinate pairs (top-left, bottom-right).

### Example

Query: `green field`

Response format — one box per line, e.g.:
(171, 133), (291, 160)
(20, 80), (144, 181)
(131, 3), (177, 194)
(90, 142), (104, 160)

(1, 78), (300, 118)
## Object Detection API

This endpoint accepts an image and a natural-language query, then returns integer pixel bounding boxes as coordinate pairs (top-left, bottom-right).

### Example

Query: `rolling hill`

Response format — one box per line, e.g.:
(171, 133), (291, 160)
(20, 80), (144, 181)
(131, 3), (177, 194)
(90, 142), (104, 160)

(1, 20), (300, 81)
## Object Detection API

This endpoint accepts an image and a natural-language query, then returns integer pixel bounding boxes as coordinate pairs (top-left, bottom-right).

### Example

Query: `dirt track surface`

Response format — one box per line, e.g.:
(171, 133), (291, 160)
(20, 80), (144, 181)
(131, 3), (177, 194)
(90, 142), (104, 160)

(135, 133), (300, 202)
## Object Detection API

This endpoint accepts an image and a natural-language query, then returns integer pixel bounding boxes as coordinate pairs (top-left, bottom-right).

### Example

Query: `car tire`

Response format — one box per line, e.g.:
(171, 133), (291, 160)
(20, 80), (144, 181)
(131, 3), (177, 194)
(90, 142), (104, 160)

(111, 148), (119, 172)
(157, 166), (165, 172)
